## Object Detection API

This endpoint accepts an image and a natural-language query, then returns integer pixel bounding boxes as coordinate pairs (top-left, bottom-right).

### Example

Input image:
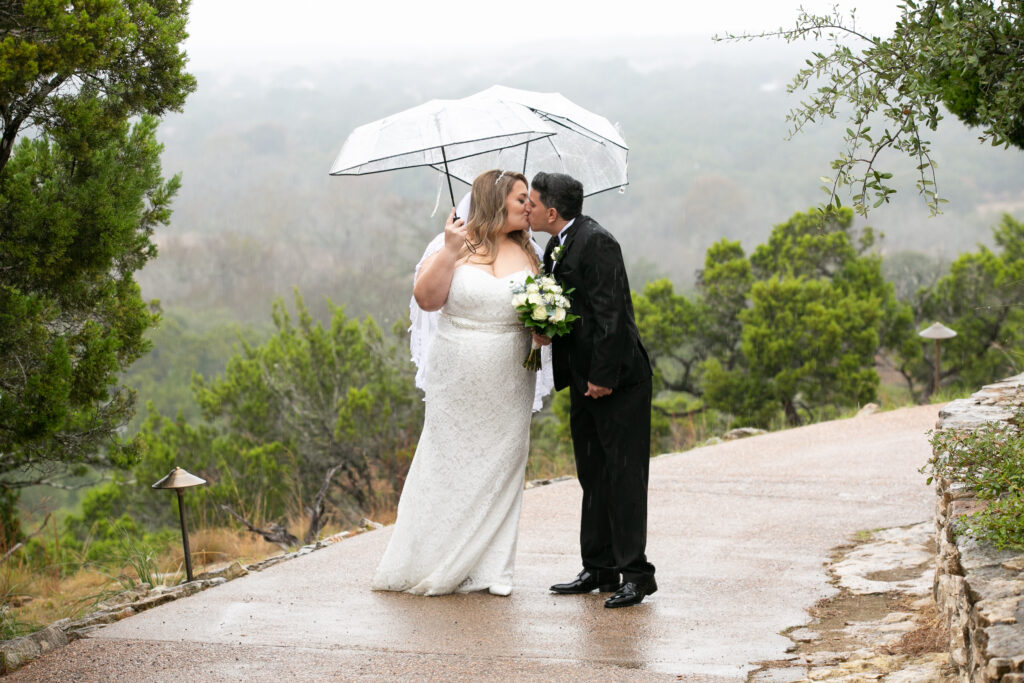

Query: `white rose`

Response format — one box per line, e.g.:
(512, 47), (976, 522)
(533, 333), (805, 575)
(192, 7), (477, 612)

(511, 293), (528, 308)
(543, 292), (556, 304)
(549, 284), (563, 295)
(551, 307), (566, 323)
(531, 306), (548, 321)
(527, 292), (545, 306)
(540, 276), (556, 288)
(526, 283), (540, 294)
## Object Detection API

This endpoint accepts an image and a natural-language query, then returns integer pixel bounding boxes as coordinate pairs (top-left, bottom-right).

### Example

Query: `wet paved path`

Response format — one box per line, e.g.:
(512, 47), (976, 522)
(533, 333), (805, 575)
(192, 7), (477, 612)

(11, 405), (940, 681)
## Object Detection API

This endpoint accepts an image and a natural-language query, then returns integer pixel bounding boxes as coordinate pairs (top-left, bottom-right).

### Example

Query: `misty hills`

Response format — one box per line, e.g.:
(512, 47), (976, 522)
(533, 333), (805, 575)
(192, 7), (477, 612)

(143, 44), (1024, 324)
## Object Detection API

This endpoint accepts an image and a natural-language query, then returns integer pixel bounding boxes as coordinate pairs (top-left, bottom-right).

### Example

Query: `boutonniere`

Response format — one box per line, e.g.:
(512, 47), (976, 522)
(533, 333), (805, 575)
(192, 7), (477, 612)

(552, 244), (564, 262)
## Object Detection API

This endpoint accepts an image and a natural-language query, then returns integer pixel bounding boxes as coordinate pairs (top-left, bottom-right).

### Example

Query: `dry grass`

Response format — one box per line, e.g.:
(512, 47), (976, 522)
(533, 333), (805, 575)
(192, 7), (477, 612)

(366, 508), (397, 526)
(1, 518), (357, 638)
(663, 410), (729, 452)
(525, 448), (575, 481)
(175, 526), (284, 574)
(887, 604), (949, 656)
(1, 558), (152, 638)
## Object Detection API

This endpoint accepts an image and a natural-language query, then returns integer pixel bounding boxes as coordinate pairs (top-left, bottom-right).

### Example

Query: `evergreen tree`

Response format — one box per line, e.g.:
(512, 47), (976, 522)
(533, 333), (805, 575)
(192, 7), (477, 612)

(637, 208), (908, 427)
(191, 294), (422, 528)
(74, 295), (422, 545)
(718, 1), (1024, 215)
(0, 1), (195, 541)
(911, 214), (1024, 393)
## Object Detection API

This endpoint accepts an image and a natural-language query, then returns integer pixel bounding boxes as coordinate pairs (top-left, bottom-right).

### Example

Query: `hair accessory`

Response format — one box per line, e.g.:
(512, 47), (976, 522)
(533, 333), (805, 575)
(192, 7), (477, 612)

(494, 170), (510, 185)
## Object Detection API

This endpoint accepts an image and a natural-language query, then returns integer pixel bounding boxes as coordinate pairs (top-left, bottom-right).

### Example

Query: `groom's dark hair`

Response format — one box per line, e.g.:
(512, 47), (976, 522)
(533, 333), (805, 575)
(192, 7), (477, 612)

(531, 172), (583, 220)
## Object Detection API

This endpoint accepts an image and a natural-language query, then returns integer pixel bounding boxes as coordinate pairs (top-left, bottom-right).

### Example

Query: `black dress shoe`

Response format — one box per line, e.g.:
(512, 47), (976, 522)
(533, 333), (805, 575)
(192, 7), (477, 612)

(604, 577), (657, 608)
(549, 569), (621, 594)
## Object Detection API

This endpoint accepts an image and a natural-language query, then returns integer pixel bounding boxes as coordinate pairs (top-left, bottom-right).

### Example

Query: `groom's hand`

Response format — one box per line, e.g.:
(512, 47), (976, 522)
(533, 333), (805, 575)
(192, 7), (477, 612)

(584, 382), (612, 398)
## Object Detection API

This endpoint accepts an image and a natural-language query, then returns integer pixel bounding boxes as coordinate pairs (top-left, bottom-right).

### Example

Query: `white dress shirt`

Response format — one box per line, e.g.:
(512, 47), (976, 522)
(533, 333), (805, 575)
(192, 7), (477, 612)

(552, 218), (576, 270)
(557, 218), (576, 245)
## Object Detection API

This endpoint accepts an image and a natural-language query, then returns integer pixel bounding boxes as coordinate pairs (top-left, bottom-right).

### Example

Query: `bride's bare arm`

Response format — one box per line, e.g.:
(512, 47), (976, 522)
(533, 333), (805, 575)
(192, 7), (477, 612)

(413, 209), (469, 312)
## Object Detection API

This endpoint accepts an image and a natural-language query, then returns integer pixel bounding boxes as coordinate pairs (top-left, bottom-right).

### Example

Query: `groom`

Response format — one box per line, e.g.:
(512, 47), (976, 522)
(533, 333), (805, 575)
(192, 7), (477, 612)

(528, 172), (656, 608)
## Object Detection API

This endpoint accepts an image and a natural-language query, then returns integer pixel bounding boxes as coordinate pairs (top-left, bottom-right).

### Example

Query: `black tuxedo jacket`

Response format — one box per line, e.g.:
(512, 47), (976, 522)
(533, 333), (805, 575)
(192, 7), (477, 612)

(542, 215), (651, 394)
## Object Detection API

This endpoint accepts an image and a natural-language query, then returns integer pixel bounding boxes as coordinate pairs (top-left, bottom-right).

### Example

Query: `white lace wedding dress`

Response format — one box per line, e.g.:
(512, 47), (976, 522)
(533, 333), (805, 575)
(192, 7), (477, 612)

(371, 264), (538, 595)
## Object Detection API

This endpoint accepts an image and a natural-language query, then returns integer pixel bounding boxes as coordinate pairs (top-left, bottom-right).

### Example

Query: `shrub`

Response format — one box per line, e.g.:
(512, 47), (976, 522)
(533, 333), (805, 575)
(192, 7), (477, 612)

(925, 402), (1024, 549)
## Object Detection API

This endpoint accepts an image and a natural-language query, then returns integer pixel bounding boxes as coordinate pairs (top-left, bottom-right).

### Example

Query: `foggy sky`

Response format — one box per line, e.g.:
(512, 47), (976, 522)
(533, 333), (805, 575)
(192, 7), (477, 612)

(184, 0), (904, 70)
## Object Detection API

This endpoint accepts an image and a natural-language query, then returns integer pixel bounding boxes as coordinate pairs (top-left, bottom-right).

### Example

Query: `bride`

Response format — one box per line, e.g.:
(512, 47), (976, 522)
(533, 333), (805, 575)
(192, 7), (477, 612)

(371, 169), (551, 597)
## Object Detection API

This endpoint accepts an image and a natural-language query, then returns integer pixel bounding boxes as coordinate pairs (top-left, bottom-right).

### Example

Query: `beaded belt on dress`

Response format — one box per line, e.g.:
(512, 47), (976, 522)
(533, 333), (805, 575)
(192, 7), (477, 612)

(441, 312), (522, 332)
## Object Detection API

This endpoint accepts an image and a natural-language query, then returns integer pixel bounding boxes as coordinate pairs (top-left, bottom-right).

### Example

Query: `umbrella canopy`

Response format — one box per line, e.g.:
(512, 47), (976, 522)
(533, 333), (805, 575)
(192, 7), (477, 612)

(434, 85), (630, 197)
(329, 97), (556, 206)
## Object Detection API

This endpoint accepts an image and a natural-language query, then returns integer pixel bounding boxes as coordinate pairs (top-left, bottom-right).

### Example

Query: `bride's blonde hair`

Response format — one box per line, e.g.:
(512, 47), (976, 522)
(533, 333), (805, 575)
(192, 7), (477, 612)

(464, 169), (537, 267)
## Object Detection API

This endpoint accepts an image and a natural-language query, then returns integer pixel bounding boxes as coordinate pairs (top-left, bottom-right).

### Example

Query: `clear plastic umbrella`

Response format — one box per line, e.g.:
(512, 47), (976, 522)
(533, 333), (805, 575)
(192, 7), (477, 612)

(329, 97), (556, 208)
(435, 85), (629, 197)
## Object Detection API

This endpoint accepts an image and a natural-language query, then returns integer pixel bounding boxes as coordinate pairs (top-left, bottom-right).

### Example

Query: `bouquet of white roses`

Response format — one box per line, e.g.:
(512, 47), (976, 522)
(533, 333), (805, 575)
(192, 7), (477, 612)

(510, 273), (579, 370)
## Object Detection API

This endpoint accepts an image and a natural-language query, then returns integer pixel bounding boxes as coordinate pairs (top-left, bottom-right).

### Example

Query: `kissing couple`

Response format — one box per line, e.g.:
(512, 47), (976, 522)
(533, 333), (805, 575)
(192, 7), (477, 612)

(371, 170), (656, 608)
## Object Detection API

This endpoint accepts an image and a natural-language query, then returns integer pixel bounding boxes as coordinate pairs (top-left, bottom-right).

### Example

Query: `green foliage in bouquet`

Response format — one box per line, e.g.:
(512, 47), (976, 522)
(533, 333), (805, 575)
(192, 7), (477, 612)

(511, 274), (580, 370)
(512, 274), (580, 337)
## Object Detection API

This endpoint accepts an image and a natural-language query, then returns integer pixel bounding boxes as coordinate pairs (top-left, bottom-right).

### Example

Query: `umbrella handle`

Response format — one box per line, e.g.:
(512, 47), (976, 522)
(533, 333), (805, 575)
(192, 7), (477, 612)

(440, 146), (456, 213)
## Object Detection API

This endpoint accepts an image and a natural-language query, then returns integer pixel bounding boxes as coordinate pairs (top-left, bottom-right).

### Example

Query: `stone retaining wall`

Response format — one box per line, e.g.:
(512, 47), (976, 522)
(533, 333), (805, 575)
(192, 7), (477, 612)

(934, 373), (1024, 682)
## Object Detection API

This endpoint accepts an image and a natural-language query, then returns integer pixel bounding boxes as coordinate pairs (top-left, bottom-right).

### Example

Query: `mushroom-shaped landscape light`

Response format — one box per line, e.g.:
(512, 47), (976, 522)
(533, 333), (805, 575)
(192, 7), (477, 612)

(918, 322), (957, 396)
(152, 467), (207, 581)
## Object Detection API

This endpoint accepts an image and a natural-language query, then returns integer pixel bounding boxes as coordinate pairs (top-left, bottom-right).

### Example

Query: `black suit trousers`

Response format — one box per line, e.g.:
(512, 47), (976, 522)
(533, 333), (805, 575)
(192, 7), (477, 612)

(568, 376), (655, 584)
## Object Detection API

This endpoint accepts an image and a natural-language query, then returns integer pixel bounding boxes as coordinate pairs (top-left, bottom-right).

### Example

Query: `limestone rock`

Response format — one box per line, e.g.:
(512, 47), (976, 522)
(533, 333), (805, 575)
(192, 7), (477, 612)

(6, 595), (32, 608)
(936, 373), (1023, 431)
(64, 608), (125, 633)
(983, 623), (1024, 662)
(881, 654), (952, 682)
(963, 565), (1024, 604)
(843, 612), (917, 646)
(949, 498), (988, 519)
(195, 560), (248, 582)
(248, 554), (288, 572)
(832, 522), (933, 596)
(0, 622), (69, 674)
(984, 657), (1014, 678)
(722, 427), (766, 440)
(801, 650), (847, 667)
(938, 398), (1016, 430)
(750, 668), (808, 682)
(856, 402), (879, 417)
(955, 534), (1023, 572)
(96, 584), (151, 610)
(788, 627), (819, 642)
(131, 585), (195, 613)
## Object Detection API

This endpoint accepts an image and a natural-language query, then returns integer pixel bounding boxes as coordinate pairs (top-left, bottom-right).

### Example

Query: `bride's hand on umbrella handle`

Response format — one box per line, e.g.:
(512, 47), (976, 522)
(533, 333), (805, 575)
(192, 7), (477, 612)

(443, 208), (468, 256)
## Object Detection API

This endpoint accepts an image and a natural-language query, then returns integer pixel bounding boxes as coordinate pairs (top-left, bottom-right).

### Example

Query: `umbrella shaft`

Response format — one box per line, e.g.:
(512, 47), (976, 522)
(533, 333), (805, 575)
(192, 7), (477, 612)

(440, 147), (456, 210)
